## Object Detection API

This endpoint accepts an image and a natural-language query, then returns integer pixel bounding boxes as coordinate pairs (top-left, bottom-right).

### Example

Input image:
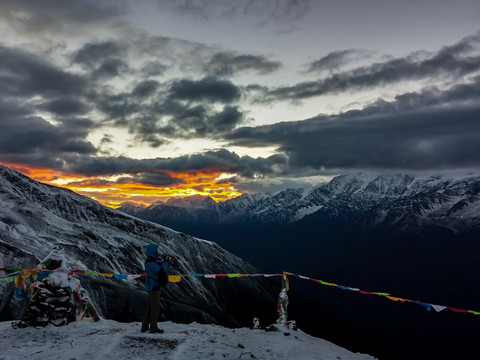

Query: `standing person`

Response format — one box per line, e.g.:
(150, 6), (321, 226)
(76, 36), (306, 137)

(141, 244), (168, 334)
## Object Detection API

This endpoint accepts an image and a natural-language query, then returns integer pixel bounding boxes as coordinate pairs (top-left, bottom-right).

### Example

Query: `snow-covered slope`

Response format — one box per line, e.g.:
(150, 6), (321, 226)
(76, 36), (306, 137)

(0, 319), (375, 360)
(298, 173), (480, 232)
(0, 164), (277, 327)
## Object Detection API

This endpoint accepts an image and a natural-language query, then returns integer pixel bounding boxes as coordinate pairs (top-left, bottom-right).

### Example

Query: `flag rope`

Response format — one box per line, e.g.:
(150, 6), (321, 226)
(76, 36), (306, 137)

(1, 267), (478, 316)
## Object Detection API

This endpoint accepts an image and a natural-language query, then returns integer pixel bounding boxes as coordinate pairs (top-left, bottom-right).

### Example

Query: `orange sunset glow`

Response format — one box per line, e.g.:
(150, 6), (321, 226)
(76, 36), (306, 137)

(5, 163), (242, 208)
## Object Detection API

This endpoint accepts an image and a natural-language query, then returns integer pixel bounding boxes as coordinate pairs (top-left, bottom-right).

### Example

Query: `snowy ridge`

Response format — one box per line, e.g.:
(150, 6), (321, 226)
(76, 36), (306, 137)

(0, 164), (277, 327)
(0, 319), (375, 360)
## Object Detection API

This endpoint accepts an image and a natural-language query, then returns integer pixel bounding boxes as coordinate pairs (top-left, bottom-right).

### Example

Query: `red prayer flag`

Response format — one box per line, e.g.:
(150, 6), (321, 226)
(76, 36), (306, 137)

(448, 307), (468, 314)
(359, 290), (375, 295)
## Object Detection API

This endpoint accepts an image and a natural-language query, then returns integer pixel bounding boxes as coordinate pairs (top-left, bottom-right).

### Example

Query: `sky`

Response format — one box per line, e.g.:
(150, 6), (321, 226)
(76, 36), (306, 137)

(0, 0), (479, 207)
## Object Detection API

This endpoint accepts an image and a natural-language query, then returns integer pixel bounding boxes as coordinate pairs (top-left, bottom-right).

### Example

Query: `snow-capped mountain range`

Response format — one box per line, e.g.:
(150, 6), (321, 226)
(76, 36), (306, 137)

(2, 165), (480, 360)
(0, 164), (277, 328)
(119, 173), (480, 233)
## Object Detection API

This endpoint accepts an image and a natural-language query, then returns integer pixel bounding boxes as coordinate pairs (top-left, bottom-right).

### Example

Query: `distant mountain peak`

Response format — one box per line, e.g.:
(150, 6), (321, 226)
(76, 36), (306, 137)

(165, 195), (217, 209)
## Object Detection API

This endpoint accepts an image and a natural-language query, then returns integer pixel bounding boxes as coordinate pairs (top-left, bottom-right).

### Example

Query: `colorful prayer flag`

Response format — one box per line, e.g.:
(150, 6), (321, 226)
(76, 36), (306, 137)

(168, 275), (182, 283)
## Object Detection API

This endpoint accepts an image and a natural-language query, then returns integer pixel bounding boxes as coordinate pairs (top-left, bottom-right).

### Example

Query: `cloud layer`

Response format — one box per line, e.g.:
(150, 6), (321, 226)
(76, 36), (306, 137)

(265, 33), (480, 101)
(0, 1), (479, 204)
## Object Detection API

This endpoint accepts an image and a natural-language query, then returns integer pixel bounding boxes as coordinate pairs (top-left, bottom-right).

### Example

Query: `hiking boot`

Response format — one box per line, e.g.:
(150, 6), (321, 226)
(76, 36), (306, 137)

(149, 328), (164, 334)
(141, 325), (149, 333)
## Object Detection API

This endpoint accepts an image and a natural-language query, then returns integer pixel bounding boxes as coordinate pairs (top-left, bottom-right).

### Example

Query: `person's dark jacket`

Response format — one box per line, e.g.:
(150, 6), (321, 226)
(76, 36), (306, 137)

(144, 244), (168, 292)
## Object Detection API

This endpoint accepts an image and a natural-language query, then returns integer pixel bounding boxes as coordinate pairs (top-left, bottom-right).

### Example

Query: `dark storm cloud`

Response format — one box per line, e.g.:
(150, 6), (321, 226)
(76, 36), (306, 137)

(0, 45), (87, 98)
(94, 92), (142, 120)
(227, 78), (480, 172)
(305, 49), (371, 73)
(169, 77), (241, 103)
(100, 76), (249, 142)
(265, 33), (480, 101)
(0, 104), (96, 163)
(0, 0), (129, 35)
(73, 41), (129, 80)
(117, 172), (177, 187)
(138, 134), (170, 148)
(210, 106), (244, 132)
(140, 61), (170, 78)
(125, 101), (246, 145)
(351, 75), (480, 116)
(158, 103), (244, 139)
(132, 80), (160, 98)
(37, 97), (89, 115)
(156, 103), (210, 135)
(204, 52), (281, 76)
(0, 45), (97, 168)
(73, 41), (124, 67)
(91, 59), (129, 80)
(67, 149), (288, 180)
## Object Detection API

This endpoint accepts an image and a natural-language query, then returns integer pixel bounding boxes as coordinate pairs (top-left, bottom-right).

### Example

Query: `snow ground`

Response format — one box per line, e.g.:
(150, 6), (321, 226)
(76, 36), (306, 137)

(0, 319), (375, 360)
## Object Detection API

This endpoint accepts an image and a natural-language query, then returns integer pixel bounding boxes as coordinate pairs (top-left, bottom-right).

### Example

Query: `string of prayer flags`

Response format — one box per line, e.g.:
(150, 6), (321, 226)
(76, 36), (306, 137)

(2, 265), (479, 317)
(1, 268), (286, 286)
(285, 271), (479, 316)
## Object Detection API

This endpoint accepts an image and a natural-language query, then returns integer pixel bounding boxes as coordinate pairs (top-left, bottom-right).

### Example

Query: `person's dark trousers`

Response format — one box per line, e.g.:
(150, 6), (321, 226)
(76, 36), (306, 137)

(142, 290), (161, 332)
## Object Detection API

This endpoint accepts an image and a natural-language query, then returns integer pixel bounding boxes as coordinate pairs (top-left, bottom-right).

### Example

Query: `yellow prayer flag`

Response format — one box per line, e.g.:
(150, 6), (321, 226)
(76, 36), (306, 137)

(24, 269), (38, 275)
(169, 275), (181, 283)
(14, 275), (25, 287)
